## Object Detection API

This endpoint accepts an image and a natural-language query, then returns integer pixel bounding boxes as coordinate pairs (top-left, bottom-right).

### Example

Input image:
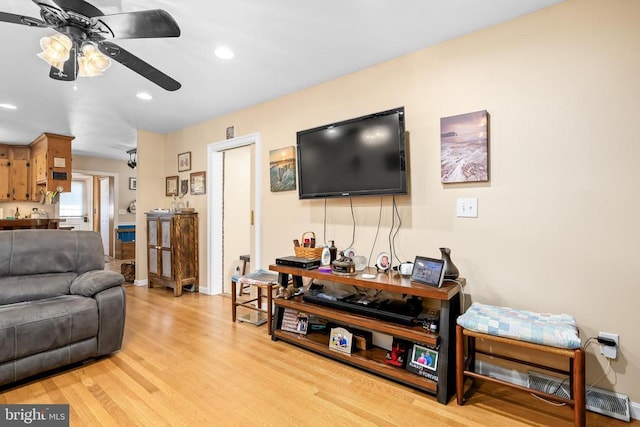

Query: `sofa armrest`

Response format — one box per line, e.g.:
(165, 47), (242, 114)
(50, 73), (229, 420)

(70, 270), (124, 297)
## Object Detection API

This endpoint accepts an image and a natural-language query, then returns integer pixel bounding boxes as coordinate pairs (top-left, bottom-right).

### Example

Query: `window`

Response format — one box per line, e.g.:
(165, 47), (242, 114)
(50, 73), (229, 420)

(59, 180), (87, 217)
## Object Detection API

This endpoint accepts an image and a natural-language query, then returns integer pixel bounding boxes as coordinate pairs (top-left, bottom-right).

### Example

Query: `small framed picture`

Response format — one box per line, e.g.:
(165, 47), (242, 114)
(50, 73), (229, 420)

(180, 179), (189, 197)
(343, 248), (357, 258)
(375, 252), (390, 271)
(128, 177), (137, 190)
(281, 308), (308, 334)
(190, 171), (206, 195)
(166, 176), (178, 196)
(178, 151), (191, 172)
(329, 327), (353, 354)
(406, 342), (440, 382)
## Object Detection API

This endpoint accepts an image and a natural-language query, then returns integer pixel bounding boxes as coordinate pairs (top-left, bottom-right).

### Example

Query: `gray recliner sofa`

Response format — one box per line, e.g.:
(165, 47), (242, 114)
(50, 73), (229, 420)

(0, 230), (126, 387)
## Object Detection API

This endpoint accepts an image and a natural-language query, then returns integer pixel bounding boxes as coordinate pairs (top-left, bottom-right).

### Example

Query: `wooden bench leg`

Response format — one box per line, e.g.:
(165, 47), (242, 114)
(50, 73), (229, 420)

(456, 324), (465, 405)
(573, 348), (586, 427)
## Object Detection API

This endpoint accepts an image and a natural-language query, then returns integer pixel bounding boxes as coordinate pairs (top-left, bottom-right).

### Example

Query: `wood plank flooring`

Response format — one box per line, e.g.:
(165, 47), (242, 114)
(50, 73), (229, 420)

(1, 277), (636, 426)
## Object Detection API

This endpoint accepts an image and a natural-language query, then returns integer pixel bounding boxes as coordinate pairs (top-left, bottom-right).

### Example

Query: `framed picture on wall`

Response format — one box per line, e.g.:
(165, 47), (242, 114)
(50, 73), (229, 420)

(178, 151), (192, 172)
(440, 110), (489, 183)
(166, 176), (178, 196)
(190, 171), (206, 195)
(269, 146), (297, 192)
(180, 179), (189, 196)
(129, 177), (137, 190)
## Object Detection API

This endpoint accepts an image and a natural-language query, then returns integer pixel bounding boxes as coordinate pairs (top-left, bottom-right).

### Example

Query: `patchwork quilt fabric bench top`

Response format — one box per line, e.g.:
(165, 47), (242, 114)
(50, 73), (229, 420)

(457, 302), (581, 349)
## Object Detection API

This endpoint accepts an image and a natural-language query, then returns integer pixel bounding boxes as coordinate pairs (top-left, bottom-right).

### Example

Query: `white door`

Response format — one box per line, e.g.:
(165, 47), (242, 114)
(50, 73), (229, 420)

(222, 145), (253, 294)
(100, 177), (110, 255)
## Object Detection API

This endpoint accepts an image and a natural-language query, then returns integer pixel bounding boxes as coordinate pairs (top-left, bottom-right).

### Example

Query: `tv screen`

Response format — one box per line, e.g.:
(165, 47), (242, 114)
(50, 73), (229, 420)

(296, 107), (407, 199)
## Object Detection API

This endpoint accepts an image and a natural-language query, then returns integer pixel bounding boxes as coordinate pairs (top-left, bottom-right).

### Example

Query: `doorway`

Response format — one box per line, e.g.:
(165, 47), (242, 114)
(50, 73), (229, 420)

(206, 133), (263, 295)
(71, 169), (118, 257)
(222, 146), (253, 294)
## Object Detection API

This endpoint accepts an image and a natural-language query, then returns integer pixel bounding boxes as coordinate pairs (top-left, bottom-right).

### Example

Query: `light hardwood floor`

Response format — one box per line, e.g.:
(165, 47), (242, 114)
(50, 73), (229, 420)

(0, 261), (636, 426)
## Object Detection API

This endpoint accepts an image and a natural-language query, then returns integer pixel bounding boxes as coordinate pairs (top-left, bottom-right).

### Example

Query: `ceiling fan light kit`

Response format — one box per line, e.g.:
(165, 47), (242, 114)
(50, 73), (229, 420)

(78, 43), (111, 77)
(1, 0), (182, 90)
(37, 33), (72, 69)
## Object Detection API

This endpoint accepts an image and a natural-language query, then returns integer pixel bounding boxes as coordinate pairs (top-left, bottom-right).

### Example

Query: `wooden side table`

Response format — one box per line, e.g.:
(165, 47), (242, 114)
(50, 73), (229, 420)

(231, 270), (279, 333)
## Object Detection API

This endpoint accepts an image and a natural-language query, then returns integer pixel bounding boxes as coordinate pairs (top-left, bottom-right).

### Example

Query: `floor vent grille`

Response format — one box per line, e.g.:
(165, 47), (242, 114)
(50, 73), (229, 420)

(528, 371), (630, 422)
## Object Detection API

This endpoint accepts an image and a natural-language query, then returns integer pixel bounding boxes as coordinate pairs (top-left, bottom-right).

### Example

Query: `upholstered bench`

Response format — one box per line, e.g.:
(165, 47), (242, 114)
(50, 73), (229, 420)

(456, 302), (585, 427)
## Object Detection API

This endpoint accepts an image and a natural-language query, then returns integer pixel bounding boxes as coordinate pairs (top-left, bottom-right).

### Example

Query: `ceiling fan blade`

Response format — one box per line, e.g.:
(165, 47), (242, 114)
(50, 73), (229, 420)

(49, 44), (78, 81)
(0, 11), (48, 27)
(97, 41), (181, 91)
(97, 10), (180, 39)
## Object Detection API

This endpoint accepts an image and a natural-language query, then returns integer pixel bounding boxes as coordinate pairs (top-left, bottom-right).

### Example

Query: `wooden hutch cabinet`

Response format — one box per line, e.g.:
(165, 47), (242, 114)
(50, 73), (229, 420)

(146, 211), (198, 296)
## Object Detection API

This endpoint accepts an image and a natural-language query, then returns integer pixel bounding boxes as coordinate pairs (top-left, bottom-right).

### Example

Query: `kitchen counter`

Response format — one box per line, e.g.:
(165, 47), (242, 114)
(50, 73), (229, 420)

(0, 218), (65, 230)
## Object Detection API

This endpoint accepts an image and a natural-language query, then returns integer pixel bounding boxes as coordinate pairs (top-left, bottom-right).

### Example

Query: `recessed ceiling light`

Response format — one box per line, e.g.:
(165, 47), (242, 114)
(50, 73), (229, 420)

(136, 92), (153, 100)
(214, 46), (234, 60)
(0, 103), (17, 110)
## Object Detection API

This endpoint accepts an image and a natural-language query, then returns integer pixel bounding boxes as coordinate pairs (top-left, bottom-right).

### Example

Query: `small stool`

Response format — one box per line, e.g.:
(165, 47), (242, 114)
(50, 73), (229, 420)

(456, 302), (585, 427)
(231, 269), (279, 333)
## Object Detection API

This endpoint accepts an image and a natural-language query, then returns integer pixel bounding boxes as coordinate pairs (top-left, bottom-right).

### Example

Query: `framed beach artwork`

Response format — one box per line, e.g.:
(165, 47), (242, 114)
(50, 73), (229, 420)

(269, 146), (297, 192)
(440, 110), (489, 183)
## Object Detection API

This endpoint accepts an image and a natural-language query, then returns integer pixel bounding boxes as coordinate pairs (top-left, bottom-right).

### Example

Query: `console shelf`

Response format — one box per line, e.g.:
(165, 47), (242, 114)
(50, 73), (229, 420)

(269, 265), (461, 404)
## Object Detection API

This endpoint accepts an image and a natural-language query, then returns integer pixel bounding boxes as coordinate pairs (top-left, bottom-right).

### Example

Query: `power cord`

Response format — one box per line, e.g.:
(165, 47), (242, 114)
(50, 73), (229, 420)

(530, 337), (614, 406)
(367, 197), (383, 269)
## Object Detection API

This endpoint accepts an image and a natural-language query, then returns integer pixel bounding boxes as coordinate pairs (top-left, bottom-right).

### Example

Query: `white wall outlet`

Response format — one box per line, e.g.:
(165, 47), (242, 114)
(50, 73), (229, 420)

(457, 197), (478, 218)
(599, 332), (619, 359)
(118, 208), (127, 215)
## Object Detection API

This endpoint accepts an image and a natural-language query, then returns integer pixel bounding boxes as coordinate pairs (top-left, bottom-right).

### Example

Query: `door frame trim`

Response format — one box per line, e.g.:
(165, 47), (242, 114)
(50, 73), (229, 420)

(205, 132), (262, 295)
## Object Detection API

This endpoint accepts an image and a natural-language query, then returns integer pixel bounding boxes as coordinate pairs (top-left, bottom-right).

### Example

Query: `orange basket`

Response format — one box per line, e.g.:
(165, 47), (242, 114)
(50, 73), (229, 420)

(294, 231), (323, 259)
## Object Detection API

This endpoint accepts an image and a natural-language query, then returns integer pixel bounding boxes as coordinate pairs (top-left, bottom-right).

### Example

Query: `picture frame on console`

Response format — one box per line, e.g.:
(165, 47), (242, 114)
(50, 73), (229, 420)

(375, 252), (390, 271)
(406, 342), (439, 382)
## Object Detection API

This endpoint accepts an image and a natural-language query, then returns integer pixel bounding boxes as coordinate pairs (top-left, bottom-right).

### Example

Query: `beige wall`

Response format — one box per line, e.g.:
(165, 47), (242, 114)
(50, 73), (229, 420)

(135, 130), (166, 282)
(138, 0), (640, 401)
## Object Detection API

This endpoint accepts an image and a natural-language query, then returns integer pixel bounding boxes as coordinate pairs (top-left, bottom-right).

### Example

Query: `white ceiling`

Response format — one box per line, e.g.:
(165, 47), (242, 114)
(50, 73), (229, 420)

(0, 0), (562, 161)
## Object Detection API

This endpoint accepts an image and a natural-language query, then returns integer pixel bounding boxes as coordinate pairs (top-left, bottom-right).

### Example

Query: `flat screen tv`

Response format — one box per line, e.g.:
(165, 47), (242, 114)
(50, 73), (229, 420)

(296, 107), (407, 199)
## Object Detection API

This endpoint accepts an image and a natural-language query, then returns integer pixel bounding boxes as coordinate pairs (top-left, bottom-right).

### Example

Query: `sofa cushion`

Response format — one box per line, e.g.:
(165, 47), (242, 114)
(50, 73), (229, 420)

(0, 295), (98, 364)
(0, 273), (76, 305)
(0, 230), (105, 277)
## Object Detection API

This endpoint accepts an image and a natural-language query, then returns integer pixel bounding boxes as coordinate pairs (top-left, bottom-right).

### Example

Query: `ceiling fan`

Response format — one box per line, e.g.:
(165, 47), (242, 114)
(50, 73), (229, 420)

(0, 0), (181, 91)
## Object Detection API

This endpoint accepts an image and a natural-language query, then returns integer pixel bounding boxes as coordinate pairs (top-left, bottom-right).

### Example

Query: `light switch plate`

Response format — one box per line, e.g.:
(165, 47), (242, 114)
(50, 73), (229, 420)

(457, 198), (478, 218)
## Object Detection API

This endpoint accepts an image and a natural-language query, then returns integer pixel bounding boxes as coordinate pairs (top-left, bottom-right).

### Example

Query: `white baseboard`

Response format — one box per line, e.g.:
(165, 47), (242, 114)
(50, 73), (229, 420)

(133, 279), (147, 287)
(476, 360), (639, 421)
(631, 401), (640, 421)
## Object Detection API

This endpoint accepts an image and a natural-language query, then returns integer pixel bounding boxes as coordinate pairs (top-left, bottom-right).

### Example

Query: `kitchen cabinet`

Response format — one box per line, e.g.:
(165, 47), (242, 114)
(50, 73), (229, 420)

(29, 133), (74, 202)
(0, 145), (30, 201)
